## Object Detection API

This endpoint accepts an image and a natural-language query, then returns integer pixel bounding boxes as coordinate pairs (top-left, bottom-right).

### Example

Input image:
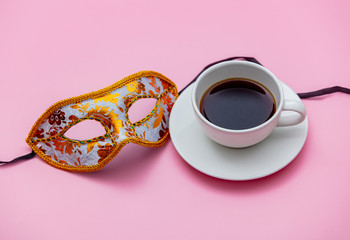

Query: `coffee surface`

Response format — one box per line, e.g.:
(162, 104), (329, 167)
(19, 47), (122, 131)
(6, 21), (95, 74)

(200, 78), (276, 130)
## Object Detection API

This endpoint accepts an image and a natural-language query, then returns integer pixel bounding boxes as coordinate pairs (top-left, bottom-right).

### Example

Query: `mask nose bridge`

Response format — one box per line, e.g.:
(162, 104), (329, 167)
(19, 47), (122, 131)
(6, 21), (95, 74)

(102, 77), (176, 148)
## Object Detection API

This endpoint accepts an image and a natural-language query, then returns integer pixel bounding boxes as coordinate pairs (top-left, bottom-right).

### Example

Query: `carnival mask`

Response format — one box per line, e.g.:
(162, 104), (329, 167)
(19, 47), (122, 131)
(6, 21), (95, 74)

(25, 71), (178, 172)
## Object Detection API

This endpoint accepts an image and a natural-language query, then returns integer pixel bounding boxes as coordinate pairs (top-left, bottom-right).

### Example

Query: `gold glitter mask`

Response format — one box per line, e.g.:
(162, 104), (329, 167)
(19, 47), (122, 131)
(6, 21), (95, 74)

(26, 71), (178, 172)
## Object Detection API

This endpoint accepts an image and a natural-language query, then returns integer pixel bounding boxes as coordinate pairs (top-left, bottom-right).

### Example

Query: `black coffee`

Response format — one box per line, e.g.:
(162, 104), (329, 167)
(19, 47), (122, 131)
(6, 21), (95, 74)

(200, 78), (276, 130)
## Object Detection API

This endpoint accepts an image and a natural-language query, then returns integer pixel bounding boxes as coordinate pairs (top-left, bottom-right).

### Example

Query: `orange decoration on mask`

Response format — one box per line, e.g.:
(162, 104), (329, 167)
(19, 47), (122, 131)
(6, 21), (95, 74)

(26, 71), (178, 172)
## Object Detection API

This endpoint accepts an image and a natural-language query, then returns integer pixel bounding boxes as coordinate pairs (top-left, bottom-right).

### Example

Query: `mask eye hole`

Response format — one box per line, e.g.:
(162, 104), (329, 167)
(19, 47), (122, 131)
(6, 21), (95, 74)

(64, 119), (107, 141)
(128, 98), (157, 124)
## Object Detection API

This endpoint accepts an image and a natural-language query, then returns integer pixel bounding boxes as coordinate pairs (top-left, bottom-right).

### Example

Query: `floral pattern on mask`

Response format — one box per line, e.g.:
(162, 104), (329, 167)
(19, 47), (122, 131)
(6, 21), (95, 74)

(26, 71), (178, 172)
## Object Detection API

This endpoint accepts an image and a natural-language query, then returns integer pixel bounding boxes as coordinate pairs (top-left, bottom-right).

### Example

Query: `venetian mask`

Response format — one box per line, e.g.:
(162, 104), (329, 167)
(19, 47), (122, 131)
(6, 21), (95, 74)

(26, 71), (178, 172)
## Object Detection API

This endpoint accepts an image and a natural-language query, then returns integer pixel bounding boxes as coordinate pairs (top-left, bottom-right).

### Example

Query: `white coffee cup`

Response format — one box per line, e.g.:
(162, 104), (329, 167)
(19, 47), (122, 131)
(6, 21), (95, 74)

(192, 60), (306, 148)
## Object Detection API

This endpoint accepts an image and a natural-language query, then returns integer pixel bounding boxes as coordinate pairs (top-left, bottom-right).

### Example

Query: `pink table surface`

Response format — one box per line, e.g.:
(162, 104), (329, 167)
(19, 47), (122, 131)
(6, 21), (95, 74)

(1, 0), (350, 239)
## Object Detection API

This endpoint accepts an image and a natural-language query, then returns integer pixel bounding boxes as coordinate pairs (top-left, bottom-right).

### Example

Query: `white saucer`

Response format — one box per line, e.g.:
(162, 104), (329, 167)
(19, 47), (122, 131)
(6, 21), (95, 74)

(169, 82), (308, 181)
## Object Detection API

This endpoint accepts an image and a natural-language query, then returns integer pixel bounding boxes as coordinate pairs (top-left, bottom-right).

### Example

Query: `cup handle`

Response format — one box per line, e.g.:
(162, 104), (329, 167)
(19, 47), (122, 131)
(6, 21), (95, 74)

(277, 99), (306, 127)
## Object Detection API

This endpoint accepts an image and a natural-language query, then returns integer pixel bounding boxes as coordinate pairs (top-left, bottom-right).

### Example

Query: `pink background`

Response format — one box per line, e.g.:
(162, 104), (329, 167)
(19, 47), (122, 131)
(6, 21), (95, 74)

(1, 0), (350, 239)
